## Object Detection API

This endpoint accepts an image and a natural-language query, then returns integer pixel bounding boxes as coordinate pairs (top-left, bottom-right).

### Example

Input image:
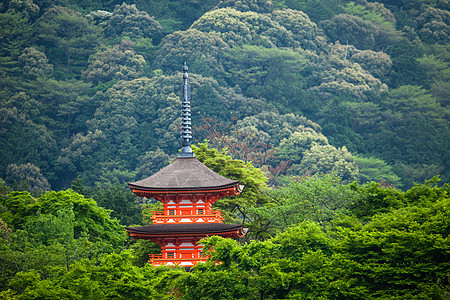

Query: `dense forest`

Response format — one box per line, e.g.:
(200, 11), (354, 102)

(0, 0), (449, 298)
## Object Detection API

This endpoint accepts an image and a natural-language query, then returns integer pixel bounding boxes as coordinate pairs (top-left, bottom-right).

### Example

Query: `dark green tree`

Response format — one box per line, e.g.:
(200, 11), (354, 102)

(35, 6), (102, 78)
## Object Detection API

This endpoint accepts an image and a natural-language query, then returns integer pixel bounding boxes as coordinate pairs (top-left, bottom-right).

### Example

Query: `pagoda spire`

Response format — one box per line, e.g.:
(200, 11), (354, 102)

(179, 62), (194, 157)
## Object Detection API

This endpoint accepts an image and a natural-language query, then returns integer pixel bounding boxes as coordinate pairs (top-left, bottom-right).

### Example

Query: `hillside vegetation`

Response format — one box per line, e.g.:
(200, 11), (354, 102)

(0, 0), (448, 191)
(0, 0), (449, 298)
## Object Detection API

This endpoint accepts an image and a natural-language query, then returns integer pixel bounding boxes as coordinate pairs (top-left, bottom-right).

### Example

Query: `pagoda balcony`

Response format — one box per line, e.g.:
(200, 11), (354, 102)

(149, 253), (208, 266)
(150, 210), (223, 224)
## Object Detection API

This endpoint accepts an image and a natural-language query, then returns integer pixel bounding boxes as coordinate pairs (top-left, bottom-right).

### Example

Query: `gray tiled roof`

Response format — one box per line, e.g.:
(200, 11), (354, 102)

(129, 157), (240, 191)
(126, 223), (243, 235)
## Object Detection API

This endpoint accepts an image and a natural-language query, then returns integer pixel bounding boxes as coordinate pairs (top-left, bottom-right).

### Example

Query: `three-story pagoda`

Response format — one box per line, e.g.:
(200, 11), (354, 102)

(125, 63), (245, 267)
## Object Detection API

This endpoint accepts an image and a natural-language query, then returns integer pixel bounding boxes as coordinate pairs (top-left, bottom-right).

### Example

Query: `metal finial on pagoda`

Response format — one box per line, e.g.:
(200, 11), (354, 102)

(179, 62), (194, 157)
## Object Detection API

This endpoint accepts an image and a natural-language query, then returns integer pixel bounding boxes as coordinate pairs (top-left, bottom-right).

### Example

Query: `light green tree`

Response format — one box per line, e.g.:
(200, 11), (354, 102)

(294, 144), (359, 181)
(83, 43), (146, 85)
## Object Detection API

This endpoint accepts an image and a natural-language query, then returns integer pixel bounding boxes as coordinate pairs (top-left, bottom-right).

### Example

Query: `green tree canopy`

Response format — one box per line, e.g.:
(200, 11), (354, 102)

(36, 6), (102, 78)
(83, 42), (146, 85)
(106, 3), (163, 41)
(193, 142), (268, 223)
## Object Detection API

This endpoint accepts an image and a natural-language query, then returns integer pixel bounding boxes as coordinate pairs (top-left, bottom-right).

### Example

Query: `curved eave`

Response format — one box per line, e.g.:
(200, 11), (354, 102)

(130, 184), (243, 197)
(126, 223), (245, 238)
(128, 230), (244, 239)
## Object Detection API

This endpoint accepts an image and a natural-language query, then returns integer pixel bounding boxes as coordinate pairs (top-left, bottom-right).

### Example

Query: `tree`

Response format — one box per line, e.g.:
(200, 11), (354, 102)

(417, 53), (450, 89)
(294, 144), (359, 182)
(191, 8), (298, 48)
(179, 222), (341, 299)
(320, 14), (378, 50)
(216, 0), (274, 13)
(83, 42), (146, 85)
(338, 186), (450, 298)
(375, 86), (448, 166)
(5, 0), (40, 20)
(223, 45), (309, 111)
(0, 189), (126, 290)
(5, 163), (51, 194)
(416, 7), (450, 44)
(283, 0), (344, 23)
(193, 142), (268, 224)
(153, 29), (230, 80)
(92, 184), (142, 226)
(22, 77), (92, 140)
(353, 155), (401, 187)
(341, 1), (402, 51)
(308, 44), (388, 101)
(275, 130), (329, 165)
(0, 107), (56, 180)
(134, 148), (171, 180)
(0, 12), (34, 94)
(106, 3), (163, 41)
(255, 174), (361, 233)
(58, 73), (269, 187)
(270, 8), (328, 52)
(0, 189), (125, 248)
(36, 6), (102, 78)
(236, 112), (322, 147)
(349, 49), (392, 81)
(18, 47), (53, 79)
(1, 251), (174, 299)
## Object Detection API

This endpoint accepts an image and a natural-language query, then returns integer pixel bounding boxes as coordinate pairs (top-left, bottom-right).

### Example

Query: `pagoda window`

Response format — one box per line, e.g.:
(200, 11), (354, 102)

(167, 252), (174, 258)
(169, 210), (175, 215)
(198, 209), (204, 215)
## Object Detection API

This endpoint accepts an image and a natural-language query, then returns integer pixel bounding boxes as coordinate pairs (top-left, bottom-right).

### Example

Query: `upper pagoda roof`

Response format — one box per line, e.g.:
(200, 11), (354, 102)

(129, 156), (241, 192)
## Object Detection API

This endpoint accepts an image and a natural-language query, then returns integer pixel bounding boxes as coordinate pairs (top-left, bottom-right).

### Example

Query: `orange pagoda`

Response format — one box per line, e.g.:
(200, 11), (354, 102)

(125, 63), (245, 267)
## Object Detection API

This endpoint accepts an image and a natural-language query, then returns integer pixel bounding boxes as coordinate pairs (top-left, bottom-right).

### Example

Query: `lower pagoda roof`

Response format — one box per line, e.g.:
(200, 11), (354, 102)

(126, 223), (244, 237)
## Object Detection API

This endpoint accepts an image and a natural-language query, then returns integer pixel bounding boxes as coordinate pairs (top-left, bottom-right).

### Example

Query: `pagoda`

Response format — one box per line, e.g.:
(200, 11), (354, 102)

(125, 63), (245, 267)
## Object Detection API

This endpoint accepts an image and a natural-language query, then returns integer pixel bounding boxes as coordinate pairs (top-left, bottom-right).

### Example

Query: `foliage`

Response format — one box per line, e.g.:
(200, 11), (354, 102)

(18, 47), (53, 79)
(1, 0), (447, 191)
(153, 28), (230, 79)
(253, 174), (361, 235)
(0, 107), (56, 180)
(92, 184), (142, 226)
(293, 144), (359, 181)
(191, 8), (298, 48)
(416, 7), (450, 44)
(270, 8), (328, 51)
(223, 45), (309, 110)
(0, 0), (448, 297)
(176, 181), (449, 299)
(193, 142), (269, 223)
(1, 251), (178, 299)
(320, 14), (379, 50)
(35, 6), (102, 78)
(83, 42), (146, 85)
(0, 189), (125, 247)
(337, 190), (450, 298)
(5, 163), (51, 194)
(106, 3), (163, 42)
(275, 130), (329, 165)
(353, 155), (401, 187)
(0, 189), (128, 291)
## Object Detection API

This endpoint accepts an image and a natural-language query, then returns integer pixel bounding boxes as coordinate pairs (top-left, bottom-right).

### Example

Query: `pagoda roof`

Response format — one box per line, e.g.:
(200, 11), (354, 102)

(126, 223), (244, 237)
(129, 157), (241, 192)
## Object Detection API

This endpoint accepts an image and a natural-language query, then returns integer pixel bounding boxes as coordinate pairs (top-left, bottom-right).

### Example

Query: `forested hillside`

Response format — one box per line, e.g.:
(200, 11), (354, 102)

(0, 0), (449, 298)
(0, 0), (448, 191)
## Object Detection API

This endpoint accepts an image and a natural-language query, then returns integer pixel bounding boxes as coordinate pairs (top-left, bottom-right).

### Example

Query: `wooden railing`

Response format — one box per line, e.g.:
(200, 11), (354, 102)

(151, 210), (223, 223)
(149, 253), (209, 266)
